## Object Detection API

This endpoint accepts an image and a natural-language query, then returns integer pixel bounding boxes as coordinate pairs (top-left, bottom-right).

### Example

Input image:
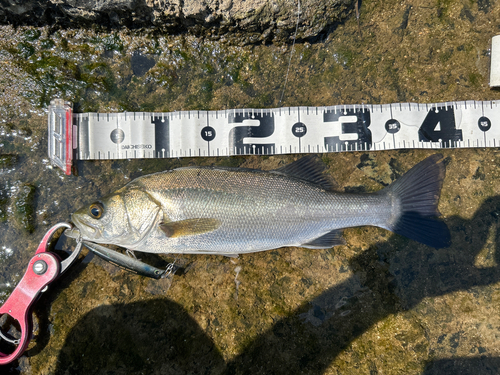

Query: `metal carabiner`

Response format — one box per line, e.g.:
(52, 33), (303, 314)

(0, 222), (82, 365)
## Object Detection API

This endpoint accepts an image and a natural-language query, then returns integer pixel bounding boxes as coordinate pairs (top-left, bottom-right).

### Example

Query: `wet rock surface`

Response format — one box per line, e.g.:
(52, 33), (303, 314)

(13, 183), (36, 233)
(1, 0), (500, 374)
(0, 0), (354, 44)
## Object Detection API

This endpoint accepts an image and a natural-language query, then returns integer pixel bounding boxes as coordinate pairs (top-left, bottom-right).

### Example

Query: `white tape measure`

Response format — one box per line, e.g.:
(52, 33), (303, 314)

(48, 99), (500, 175)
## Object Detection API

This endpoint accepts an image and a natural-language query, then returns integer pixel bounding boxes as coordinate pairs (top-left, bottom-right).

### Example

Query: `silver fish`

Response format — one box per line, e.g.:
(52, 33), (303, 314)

(66, 155), (450, 255)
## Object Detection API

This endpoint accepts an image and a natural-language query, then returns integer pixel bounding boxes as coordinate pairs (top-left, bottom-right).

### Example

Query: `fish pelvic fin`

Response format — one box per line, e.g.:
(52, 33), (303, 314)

(160, 218), (221, 238)
(382, 154), (451, 248)
(301, 229), (346, 249)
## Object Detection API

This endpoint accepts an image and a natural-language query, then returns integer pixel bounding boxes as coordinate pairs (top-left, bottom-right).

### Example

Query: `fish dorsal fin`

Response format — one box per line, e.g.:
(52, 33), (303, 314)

(273, 156), (335, 190)
(159, 218), (221, 238)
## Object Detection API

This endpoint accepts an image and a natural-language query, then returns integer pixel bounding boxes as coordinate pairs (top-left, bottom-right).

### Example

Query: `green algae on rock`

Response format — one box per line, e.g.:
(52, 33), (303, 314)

(0, 154), (18, 171)
(0, 184), (8, 223)
(14, 183), (36, 233)
(3, 0), (500, 374)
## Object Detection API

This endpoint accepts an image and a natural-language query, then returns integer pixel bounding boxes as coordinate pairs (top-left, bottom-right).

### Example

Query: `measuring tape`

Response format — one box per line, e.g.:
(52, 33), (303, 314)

(48, 99), (500, 175)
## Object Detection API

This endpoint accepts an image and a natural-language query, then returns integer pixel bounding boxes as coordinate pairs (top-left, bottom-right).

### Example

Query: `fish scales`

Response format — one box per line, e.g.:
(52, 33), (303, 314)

(129, 167), (393, 254)
(67, 155), (451, 254)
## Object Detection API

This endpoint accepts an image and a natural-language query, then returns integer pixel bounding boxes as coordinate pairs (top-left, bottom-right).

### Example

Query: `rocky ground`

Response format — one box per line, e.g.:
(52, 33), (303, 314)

(0, 0), (354, 44)
(0, 0), (500, 374)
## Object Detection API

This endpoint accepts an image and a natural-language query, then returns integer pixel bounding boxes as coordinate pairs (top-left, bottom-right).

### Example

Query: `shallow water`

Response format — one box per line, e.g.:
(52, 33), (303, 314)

(1, 0), (500, 373)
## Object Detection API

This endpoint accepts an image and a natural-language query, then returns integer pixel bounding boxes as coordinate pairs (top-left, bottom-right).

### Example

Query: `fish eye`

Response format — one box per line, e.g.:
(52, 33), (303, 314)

(89, 202), (104, 219)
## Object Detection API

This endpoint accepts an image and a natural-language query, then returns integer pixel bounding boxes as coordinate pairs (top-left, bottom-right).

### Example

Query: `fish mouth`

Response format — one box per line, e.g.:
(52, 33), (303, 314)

(68, 215), (101, 240)
(64, 226), (81, 240)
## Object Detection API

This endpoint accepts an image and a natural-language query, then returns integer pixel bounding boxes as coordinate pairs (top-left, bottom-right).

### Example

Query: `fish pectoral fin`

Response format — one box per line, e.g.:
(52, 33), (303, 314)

(159, 218), (221, 238)
(301, 229), (346, 249)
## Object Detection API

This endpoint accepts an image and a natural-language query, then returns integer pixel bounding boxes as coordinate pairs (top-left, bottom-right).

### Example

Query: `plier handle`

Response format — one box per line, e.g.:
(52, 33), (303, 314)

(0, 222), (82, 365)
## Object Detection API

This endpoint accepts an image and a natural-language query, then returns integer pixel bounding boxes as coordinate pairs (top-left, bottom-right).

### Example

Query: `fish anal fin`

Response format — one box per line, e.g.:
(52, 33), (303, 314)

(273, 156), (336, 190)
(160, 218), (221, 238)
(301, 229), (345, 249)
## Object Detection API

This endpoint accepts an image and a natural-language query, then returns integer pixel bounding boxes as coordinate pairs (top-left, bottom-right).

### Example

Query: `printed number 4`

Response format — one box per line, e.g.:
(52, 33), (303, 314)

(418, 107), (463, 144)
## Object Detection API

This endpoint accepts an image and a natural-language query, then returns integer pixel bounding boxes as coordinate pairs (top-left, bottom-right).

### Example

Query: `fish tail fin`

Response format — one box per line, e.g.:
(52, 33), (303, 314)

(382, 154), (451, 248)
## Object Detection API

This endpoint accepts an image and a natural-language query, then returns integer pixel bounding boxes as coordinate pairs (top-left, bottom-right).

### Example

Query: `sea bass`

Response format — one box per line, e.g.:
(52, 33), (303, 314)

(66, 155), (451, 255)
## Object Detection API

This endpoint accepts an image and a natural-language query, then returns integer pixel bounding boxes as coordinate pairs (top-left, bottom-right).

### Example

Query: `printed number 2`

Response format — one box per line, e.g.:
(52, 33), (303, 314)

(228, 112), (275, 154)
(418, 107), (463, 145)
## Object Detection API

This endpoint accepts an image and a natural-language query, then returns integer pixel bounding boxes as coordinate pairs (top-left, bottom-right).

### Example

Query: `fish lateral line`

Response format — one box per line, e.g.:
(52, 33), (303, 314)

(68, 154), (451, 255)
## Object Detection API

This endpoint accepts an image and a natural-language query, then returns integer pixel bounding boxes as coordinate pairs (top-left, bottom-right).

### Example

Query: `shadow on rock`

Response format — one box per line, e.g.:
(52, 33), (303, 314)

(55, 299), (225, 374)
(54, 195), (500, 374)
(423, 357), (500, 375)
(384, 195), (500, 308)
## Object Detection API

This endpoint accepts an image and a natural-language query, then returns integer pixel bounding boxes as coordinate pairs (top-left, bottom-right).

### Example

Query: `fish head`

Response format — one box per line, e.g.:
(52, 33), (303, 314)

(69, 187), (161, 247)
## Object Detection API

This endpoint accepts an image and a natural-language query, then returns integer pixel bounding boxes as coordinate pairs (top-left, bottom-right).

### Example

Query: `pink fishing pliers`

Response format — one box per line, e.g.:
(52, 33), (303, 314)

(0, 222), (82, 365)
